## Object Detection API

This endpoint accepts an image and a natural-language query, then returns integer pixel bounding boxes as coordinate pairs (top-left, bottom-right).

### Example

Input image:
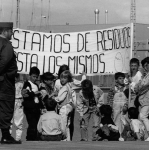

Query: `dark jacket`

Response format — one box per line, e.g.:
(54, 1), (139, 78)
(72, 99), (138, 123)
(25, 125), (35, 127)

(0, 37), (18, 101)
(22, 81), (41, 110)
(96, 116), (120, 141)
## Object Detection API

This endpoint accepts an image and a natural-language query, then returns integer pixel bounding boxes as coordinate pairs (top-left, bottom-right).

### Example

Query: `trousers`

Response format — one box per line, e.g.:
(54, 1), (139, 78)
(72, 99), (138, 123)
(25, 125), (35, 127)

(10, 99), (24, 141)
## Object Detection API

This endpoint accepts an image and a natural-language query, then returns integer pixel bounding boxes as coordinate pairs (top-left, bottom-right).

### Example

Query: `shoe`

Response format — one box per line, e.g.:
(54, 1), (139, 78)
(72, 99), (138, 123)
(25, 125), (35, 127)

(80, 139), (88, 141)
(1, 136), (22, 144)
(92, 137), (98, 141)
(119, 137), (124, 141)
(145, 137), (149, 141)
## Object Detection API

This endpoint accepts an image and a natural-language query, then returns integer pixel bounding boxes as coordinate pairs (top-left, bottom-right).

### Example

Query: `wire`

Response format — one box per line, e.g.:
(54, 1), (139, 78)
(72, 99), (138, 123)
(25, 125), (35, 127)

(39, 0), (43, 31)
(0, 0), (3, 21)
(47, 0), (51, 30)
(10, 0), (14, 21)
(29, 0), (35, 29)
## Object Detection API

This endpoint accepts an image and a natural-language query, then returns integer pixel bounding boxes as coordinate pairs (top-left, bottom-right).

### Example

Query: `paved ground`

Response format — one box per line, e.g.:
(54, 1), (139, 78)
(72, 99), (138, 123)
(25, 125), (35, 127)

(0, 93), (148, 149)
(0, 141), (149, 150)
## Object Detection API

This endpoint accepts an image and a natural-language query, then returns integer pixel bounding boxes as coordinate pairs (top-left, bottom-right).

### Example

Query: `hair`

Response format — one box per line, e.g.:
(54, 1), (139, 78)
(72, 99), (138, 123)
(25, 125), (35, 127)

(128, 107), (139, 119)
(44, 98), (57, 111)
(81, 79), (94, 100)
(130, 58), (140, 66)
(0, 27), (13, 34)
(29, 66), (40, 76)
(15, 73), (20, 79)
(100, 105), (112, 117)
(58, 64), (69, 79)
(41, 72), (56, 82)
(114, 72), (125, 80)
(60, 70), (73, 82)
(141, 57), (149, 68)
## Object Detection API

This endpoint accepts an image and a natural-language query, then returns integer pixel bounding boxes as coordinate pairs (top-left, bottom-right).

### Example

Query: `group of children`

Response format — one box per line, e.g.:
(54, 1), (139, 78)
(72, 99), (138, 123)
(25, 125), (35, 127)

(10, 57), (149, 142)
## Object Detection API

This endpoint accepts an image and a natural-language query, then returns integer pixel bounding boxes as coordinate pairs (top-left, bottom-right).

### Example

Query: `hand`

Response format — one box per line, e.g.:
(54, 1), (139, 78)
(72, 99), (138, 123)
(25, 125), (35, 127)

(21, 89), (29, 97)
(41, 109), (47, 115)
(53, 91), (58, 97)
(82, 70), (86, 76)
(101, 124), (110, 136)
(109, 126), (118, 133)
(79, 116), (84, 121)
(35, 91), (40, 95)
(127, 131), (132, 138)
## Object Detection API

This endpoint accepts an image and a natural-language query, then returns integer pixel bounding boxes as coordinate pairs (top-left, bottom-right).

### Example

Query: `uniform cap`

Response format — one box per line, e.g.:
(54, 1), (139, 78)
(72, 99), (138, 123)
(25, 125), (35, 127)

(0, 22), (13, 28)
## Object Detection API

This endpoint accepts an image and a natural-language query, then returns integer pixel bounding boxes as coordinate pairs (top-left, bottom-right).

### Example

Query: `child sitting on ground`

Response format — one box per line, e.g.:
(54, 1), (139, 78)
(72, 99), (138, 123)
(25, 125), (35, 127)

(96, 105), (120, 141)
(128, 107), (148, 141)
(107, 72), (129, 141)
(37, 98), (66, 141)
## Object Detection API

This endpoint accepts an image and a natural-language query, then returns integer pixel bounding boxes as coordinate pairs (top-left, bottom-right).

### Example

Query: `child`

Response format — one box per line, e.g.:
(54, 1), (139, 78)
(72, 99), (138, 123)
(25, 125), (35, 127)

(22, 66), (41, 141)
(96, 105), (120, 141)
(39, 72), (58, 114)
(125, 58), (142, 107)
(107, 72), (128, 141)
(37, 98), (66, 141)
(77, 79), (104, 141)
(134, 57), (149, 141)
(55, 64), (86, 91)
(55, 64), (86, 141)
(128, 107), (148, 141)
(55, 70), (76, 141)
(10, 73), (24, 142)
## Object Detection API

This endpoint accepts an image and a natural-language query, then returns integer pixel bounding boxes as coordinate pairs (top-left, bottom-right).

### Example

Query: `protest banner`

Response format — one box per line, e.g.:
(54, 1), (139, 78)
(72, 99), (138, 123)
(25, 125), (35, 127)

(12, 23), (132, 75)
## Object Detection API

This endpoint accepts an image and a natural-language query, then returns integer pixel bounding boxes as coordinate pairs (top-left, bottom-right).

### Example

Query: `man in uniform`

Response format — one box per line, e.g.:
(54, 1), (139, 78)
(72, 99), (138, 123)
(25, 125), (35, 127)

(0, 22), (20, 144)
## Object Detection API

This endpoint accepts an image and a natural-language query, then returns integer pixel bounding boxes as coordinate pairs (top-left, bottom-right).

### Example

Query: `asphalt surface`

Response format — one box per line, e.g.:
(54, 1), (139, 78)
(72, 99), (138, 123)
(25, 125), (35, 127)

(0, 141), (149, 150)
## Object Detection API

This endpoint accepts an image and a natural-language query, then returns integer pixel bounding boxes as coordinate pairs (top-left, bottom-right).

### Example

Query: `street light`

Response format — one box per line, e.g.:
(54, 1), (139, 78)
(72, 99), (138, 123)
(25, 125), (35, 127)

(41, 15), (47, 27)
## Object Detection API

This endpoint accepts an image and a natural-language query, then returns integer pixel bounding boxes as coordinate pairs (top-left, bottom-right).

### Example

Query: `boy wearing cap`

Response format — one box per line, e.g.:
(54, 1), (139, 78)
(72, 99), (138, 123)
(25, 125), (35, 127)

(0, 22), (20, 144)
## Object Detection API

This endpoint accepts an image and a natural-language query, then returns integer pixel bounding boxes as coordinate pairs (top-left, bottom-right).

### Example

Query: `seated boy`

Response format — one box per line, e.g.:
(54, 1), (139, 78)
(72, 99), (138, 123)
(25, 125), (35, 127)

(96, 105), (120, 141)
(37, 98), (66, 141)
(128, 107), (149, 141)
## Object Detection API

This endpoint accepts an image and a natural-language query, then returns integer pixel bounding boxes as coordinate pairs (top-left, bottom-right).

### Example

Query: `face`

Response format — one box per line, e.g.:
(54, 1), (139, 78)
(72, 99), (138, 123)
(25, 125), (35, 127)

(15, 77), (19, 83)
(4, 29), (13, 40)
(30, 74), (39, 84)
(143, 62), (149, 73)
(130, 63), (139, 73)
(44, 79), (54, 87)
(117, 77), (124, 85)
(60, 76), (68, 86)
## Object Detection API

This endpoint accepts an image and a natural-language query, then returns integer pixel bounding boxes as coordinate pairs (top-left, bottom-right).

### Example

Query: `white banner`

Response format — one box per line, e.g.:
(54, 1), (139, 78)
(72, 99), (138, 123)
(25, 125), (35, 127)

(12, 24), (132, 75)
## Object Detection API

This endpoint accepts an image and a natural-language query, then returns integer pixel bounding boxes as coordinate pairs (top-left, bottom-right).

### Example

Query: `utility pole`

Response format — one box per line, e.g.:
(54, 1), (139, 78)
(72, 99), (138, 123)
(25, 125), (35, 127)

(130, 0), (136, 57)
(16, 0), (20, 28)
(0, 0), (3, 21)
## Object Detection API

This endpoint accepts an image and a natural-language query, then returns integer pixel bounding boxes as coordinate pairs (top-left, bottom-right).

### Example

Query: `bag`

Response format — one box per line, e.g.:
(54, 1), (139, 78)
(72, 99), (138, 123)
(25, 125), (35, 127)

(66, 83), (77, 108)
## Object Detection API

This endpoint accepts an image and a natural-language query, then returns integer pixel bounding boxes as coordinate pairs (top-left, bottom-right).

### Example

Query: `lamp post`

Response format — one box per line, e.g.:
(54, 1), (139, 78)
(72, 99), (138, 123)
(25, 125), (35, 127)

(41, 15), (47, 26)
(94, 9), (99, 24)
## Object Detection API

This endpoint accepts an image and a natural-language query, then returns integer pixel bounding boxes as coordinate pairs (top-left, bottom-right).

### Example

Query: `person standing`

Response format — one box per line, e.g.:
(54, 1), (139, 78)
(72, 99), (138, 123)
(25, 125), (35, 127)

(107, 72), (129, 141)
(77, 79), (104, 141)
(134, 57), (149, 141)
(10, 73), (24, 142)
(0, 22), (20, 144)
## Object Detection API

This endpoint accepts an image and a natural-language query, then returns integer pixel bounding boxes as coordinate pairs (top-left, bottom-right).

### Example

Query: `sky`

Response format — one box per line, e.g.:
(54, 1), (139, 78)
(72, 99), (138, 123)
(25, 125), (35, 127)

(1, 0), (149, 29)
